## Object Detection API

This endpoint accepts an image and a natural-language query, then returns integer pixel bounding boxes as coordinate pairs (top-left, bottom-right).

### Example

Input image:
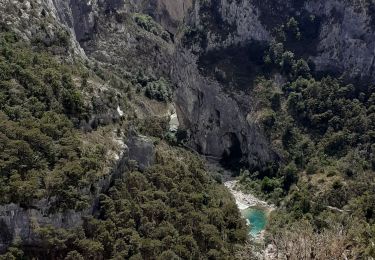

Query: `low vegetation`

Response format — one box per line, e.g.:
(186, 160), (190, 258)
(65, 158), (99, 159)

(133, 13), (170, 41)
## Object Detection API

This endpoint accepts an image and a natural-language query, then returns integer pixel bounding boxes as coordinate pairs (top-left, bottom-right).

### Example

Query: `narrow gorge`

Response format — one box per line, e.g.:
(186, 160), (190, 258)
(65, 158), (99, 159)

(0, 0), (374, 259)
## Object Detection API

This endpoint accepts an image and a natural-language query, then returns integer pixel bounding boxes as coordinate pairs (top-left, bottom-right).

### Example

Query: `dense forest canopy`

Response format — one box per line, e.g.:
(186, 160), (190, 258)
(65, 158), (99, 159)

(0, 32), (100, 210)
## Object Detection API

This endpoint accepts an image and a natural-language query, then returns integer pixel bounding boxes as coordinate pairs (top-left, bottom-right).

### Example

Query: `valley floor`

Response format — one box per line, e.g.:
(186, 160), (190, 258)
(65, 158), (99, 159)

(224, 180), (279, 259)
(224, 181), (274, 211)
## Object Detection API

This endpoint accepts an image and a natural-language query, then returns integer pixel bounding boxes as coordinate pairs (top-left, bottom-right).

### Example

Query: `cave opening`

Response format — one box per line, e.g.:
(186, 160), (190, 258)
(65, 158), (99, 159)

(220, 133), (245, 170)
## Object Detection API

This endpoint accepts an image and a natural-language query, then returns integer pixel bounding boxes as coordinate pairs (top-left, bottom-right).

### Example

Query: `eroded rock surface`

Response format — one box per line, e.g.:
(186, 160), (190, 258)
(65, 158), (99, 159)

(127, 134), (155, 171)
(190, 0), (375, 81)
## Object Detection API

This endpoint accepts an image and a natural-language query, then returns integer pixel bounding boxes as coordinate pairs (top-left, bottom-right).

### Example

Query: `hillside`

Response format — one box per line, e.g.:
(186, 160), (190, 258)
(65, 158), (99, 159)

(0, 0), (374, 259)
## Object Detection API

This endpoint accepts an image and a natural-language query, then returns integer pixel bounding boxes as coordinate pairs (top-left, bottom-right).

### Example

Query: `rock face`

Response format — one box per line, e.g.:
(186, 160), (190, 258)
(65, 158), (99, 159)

(190, 0), (375, 81)
(51, 0), (98, 43)
(127, 134), (155, 171)
(0, 204), (87, 252)
(173, 50), (273, 167)
(305, 0), (375, 81)
(136, 0), (193, 33)
(188, 0), (271, 50)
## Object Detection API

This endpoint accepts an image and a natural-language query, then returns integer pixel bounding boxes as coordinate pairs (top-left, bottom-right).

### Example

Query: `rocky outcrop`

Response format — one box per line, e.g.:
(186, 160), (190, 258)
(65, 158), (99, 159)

(0, 204), (87, 252)
(50, 0), (97, 43)
(188, 0), (270, 51)
(127, 134), (155, 171)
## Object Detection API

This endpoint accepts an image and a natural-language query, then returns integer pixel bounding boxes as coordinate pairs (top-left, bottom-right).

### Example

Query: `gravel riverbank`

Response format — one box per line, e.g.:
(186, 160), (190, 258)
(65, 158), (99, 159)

(224, 180), (274, 211)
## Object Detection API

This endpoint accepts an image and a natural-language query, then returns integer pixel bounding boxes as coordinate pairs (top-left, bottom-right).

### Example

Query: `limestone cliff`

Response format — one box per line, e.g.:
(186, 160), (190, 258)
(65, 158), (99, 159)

(189, 0), (375, 81)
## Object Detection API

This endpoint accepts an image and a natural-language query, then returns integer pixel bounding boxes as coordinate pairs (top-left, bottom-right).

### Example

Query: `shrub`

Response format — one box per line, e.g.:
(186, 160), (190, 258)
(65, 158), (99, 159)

(260, 109), (276, 132)
(133, 13), (170, 41)
(283, 162), (299, 190)
(293, 59), (310, 77)
(261, 177), (280, 193)
(145, 78), (172, 102)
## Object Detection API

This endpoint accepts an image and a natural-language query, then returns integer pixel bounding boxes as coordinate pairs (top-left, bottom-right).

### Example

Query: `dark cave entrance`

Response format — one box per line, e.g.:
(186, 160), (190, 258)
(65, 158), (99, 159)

(220, 133), (244, 170)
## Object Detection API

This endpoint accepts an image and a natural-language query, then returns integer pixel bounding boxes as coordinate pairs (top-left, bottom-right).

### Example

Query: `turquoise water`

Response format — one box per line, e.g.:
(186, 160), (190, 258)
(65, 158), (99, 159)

(241, 207), (267, 237)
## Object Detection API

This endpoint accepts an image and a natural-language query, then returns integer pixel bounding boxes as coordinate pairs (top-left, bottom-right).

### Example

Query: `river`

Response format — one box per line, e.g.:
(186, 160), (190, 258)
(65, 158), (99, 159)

(224, 180), (274, 238)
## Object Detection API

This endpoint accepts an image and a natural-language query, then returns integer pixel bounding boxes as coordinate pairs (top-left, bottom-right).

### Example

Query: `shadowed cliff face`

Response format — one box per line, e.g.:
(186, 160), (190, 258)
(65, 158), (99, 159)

(172, 50), (273, 168)
(197, 42), (267, 91)
(46, 0), (375, 169)
(190, 0), (375, 82)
